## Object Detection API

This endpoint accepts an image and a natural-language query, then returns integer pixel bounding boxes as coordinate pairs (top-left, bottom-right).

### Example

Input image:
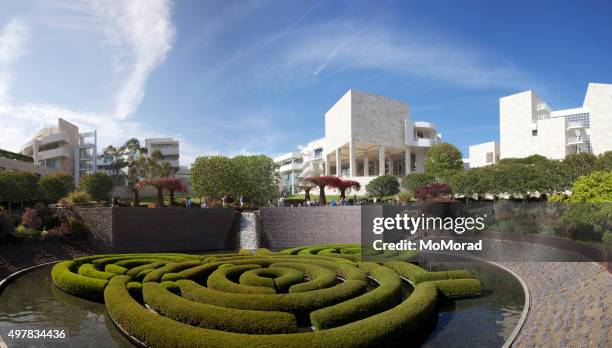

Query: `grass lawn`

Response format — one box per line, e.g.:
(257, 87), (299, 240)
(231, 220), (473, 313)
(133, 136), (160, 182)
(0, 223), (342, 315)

(121, 194), (202, 206)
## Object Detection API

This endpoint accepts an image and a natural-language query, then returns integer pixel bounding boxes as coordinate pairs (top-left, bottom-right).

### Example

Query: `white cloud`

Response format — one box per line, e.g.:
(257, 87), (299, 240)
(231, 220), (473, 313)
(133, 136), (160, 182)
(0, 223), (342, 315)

(0, 18), (29, 103)
(0, 1), (180, 161)
(88, 0), (175, 119)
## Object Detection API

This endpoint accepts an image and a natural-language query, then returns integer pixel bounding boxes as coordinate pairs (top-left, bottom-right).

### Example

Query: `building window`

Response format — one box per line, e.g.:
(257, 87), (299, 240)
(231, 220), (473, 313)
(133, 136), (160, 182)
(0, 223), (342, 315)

(566, 113), (590, 129)
(486, 152), (494, 163)
(314, 148), (323, 159)
(532, 130), (538, 136)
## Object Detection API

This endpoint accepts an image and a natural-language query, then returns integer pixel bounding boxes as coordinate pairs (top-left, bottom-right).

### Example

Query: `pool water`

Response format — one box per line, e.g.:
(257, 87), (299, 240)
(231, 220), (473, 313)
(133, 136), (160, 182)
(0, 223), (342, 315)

(0, 260), (525, 348)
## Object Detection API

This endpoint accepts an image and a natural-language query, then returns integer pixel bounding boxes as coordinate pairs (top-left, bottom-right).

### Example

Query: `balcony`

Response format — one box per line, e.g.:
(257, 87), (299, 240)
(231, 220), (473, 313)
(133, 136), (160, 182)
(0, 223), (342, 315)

(279, 161), (303, 173)
(38, 147), (72, 160)
(411, 137), (439, 147)
(567, 136), (586, 145)
(567, 121), (586, 130)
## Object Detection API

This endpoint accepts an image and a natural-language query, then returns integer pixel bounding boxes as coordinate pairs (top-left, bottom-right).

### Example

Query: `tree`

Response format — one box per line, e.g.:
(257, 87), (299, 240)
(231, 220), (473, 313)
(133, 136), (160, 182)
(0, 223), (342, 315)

(0, 171), (40, 212)
(191, 155), (278, 206)
(80, 172), (113, 202)
(304, 176), (342, 205)
(424, 143), (464, 180)
(336, 179), (361, 199)
(38, 173), (74, 203)
(414, 183), (453, 201)
(567, 171), (612, 203)
(192, 156), (237, 202)
(128, 180), (145, 206)
(299, 180), (316, 201)
(402, 173), (436, 193)
(365, 175), (400, 199)
(596, 151), (612, 171)
(145, 177), (167, 206)
(562, 152), (598, 183)
(162, 177), (188, 207)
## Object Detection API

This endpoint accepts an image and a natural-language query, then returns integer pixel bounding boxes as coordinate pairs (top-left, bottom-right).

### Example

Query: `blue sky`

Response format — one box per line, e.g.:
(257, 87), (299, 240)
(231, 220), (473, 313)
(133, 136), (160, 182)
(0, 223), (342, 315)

(0, 0), (611, 166)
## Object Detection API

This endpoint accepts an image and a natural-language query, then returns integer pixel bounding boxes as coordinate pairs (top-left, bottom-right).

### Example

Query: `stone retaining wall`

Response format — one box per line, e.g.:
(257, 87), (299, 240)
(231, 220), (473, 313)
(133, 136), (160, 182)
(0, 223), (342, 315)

(73, 207), (238, 253)
(259, 207), (361, 250)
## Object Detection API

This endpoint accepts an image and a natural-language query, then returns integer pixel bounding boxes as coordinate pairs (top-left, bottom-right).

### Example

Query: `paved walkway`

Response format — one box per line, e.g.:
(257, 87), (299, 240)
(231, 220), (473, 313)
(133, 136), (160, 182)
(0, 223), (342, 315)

(502, 261), (610, 348)
(0, 241), (93, 279)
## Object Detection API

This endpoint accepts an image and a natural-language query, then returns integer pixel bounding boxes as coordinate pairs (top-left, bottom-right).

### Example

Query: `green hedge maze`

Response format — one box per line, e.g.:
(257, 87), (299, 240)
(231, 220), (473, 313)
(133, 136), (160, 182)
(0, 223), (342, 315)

(51, 245), (481, 347)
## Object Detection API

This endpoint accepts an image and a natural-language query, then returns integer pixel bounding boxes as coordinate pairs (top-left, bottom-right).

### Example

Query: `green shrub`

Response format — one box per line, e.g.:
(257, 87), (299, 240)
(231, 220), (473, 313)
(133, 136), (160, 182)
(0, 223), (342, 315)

(427, 279), (481, 298)
(310, 262), (402, 329)
(38, 173), (74, 203)
(143, 282), (298, 334)
(255, 248), (273, 256)
(51, 261), (108, 302)
(79, 172), (114, 202)
(238, 248), (253, 255)
(179, 279), (367, 315)
(105, 264), (128, 275)
(77, 263), (117, 280)
(207, 264), (276, 294)
(269, 262), (335, 293)
(59, 191), (90, 205)
(143, 260), (202, 283)
(105, 275), (438, 348)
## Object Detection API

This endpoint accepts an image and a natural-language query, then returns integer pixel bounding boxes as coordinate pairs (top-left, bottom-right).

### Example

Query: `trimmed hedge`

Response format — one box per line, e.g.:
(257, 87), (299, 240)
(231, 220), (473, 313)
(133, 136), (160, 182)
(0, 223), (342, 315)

(104, 275), (439, 348)
(179, 279), (367, 315)
(207, 264), (276, 294)
(55, 249), (481, 347)
(51, 261), (108, 302)
(310, 262), (402, 329)
(143, 282), (298, 334)
(384, 261), (474, 284)
(427, 279), (482, 298)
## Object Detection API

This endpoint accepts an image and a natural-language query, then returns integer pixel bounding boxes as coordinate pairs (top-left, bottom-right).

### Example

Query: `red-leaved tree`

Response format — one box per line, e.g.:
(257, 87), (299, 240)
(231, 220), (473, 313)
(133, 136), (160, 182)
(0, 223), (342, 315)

(337, 179), (361, 199)
(414, 183), (453, 201)
(145, 177), (167, 206)
(128, 180), (145, 206)
(304, 176), (342, 205)
(163, 178), (188, 207)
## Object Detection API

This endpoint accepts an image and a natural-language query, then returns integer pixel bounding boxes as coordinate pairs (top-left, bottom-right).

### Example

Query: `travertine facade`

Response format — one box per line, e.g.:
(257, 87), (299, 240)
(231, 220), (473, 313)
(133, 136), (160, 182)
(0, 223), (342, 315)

(499, 83), (611, 160)
(275, 90), (441, 195)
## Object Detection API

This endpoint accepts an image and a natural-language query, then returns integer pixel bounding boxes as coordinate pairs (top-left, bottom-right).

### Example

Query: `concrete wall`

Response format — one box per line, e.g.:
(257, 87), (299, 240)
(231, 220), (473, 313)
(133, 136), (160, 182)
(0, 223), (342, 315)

(259, 207), (361, 250)
(468, 141), (499, 168)
(500, 90), (536, 159)
(0, 157), (61, 176)
(584, 82), (612, 155)
(324, 90), (352, 153)
(74, 207), (237, 253)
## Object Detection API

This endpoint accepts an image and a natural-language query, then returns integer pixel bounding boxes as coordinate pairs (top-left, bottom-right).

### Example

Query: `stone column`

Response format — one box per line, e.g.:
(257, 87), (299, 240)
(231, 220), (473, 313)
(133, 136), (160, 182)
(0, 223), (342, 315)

(325, 156), (330, 175)
(290, 171), (295, 194)
(364, 157), (369, 177)
(349, 141), (356, 177)
(378, 146), (385, 176)
(405, 149), (411, 175)
(335, 148), (341, 176)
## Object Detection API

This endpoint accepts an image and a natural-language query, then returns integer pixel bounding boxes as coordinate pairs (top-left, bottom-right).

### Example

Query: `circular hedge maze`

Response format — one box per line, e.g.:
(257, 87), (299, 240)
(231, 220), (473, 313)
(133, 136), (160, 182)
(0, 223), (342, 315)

(51, 245), (481, 348)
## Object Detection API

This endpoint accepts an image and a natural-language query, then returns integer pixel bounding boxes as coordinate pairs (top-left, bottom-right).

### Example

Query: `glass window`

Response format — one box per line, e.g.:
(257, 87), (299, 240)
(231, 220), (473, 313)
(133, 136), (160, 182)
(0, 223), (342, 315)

(532, 130), (538, 136)
(314, 148), (323, 159)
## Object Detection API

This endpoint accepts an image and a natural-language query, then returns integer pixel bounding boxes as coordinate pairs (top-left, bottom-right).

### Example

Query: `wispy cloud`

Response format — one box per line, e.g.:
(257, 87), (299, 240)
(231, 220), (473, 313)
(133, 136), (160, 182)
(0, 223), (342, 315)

(207, 19), (533, 93)
(0, 18), (29, 103)
(89, 0), (175, 119)
(0, 1), (181, 161)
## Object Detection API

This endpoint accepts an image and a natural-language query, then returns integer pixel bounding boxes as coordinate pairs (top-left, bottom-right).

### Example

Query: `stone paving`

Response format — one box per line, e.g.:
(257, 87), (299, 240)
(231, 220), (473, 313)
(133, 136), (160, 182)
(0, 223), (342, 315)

(502, 261), (611, 348)
(0, 241), (94, 279)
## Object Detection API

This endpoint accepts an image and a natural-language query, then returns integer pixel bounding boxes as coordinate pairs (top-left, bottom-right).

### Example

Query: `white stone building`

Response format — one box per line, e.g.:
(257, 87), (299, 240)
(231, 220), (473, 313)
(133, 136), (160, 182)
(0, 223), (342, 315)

(20, 118), (97, 186)
(467, 83), (611, 166)
(467, 141), (500, 168)
(274, 90), (441, 195)
(145, 138), (180, 172)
